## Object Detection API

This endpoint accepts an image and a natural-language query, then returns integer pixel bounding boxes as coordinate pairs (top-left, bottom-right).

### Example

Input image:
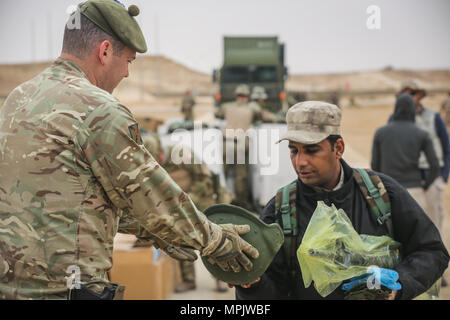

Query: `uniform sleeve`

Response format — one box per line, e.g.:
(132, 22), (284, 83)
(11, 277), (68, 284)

(74, 102), (221, 251)
(117, 208), (152, 239)
(379, 173), (450, 300)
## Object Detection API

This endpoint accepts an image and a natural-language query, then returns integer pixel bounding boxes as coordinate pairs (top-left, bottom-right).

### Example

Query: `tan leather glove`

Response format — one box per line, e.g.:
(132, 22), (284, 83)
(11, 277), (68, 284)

(203, 224), (259, 272)
(151, 237), (198, 262)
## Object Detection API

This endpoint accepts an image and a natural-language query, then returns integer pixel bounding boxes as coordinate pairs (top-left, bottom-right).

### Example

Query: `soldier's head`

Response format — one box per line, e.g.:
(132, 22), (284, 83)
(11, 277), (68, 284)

(399, 79), (419, 95)
(278, 101), (344, 190)
(235, 84), (250, 103)
(61, 0), (147, 93)
(251, 86), (268, 104)
(414, 89), (427, 113)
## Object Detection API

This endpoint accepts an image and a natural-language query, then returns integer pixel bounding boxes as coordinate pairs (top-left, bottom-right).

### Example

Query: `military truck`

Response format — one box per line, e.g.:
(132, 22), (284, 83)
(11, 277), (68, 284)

(213, 36), (288, 113)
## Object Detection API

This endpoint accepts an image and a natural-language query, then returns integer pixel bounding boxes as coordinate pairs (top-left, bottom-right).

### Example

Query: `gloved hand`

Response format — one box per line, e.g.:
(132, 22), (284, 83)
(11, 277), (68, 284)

(151, 237), (198, 262)
(342, 267), (402, 292)
(204, 224), (259, 273)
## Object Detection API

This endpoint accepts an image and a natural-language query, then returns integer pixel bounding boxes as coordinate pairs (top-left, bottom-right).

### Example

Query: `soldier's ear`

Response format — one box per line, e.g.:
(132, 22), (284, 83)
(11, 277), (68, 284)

(335, 139), (345, 159)
(98, 40), (112, 65)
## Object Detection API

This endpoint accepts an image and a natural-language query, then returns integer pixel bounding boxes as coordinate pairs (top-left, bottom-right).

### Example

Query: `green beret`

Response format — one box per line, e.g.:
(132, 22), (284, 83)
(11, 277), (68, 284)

(78, 0), (148, 53)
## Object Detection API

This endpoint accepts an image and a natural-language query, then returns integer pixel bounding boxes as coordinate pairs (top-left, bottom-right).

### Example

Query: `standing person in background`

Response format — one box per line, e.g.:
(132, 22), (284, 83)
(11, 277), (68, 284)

(414, 88), (450, 288)
(216, 84), (262, 212)
(250, 86), (268, 110)
(372, 93), (440, 212)
(250, 86), (281, 123)
(413, 88), (450, 233)
(181, 90), (196, 121)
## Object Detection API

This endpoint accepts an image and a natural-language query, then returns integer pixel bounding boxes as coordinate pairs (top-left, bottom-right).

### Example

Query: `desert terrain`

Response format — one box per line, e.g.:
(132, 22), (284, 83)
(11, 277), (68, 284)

(1, 55), (449, 299)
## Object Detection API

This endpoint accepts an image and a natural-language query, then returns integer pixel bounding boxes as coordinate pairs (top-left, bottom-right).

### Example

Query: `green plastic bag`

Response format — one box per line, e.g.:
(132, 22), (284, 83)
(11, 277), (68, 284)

(297, 201), (401, 297)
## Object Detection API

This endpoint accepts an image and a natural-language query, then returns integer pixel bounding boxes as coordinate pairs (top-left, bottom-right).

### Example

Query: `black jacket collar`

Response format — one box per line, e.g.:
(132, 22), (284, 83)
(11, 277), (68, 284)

(296, 159), (355, 203)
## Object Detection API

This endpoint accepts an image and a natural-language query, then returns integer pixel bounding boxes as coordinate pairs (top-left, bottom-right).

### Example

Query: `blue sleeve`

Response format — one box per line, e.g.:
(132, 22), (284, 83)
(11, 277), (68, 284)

(435, 113), (450, 182)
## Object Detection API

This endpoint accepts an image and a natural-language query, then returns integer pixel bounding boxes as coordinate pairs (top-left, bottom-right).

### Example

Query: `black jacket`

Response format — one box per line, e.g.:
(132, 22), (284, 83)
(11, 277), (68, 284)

(236, 159), (449, 300)
(371, 93), (440, 189)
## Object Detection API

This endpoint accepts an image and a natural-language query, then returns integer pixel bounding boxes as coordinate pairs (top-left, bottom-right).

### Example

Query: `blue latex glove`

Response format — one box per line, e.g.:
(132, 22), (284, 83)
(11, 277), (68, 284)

(342, 267), (402, 291)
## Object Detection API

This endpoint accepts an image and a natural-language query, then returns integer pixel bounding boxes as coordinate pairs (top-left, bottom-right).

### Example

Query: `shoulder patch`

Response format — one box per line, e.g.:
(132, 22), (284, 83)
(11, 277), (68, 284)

(128, 123), (143, 145)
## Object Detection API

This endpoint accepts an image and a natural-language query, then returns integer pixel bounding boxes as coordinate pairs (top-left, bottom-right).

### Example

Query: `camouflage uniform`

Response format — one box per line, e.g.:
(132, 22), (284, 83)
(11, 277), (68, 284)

(181, 93), (195, 121)
(218, 85), (262, 212)
(0, 58), (225, 299)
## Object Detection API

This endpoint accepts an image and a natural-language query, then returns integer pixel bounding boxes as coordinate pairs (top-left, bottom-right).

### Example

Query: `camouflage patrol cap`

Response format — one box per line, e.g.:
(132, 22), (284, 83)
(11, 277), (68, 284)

(251, 86), (268, 100)
(278, 101), (341, 145)
(201, 204), (284, 285)
(235, 84), (250, 96)
(78, 0), (147, 53)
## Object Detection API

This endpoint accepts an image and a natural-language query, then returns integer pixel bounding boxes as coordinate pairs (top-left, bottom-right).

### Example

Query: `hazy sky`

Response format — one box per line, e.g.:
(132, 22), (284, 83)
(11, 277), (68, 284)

(0, 0), (449, 74)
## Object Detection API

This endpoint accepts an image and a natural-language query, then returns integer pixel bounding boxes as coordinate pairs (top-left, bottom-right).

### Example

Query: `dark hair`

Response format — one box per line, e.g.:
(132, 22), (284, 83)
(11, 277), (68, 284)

(62, 13), (125, 59)
(326, 135), (342, 151)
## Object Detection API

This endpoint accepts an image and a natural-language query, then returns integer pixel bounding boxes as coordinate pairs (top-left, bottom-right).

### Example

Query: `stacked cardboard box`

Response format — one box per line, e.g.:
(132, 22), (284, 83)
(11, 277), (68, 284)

(109, 234), (180, 300)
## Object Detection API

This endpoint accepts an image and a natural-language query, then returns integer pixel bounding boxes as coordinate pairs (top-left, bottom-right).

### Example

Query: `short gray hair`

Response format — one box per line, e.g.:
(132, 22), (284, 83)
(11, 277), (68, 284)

(62, 13), (125, 59)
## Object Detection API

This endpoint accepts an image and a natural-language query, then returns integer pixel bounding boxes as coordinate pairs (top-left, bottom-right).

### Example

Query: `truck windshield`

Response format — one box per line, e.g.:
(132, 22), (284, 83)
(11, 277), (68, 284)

(222, 67), (249, 83)
(222, 66), (278, 83)
(252, 66), (277, 83)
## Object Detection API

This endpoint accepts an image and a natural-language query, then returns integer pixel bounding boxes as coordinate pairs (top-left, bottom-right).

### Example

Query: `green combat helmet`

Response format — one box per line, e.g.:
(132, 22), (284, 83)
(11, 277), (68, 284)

(201, 204), (284, 285)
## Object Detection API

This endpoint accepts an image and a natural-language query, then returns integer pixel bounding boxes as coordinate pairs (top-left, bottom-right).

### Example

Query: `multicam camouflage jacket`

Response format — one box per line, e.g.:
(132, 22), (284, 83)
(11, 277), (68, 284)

(0, 58), (222, 299)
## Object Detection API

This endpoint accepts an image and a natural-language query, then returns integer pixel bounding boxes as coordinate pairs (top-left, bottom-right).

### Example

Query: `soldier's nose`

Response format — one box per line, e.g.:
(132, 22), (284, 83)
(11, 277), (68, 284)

(295, 154), (308, 167)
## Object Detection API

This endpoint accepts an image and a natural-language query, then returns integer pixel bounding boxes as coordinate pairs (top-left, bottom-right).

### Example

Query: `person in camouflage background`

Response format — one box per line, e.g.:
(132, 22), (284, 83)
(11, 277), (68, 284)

(215, 84), (262, 212)
(215, 84), (262, 121)
(180, 90), (196, 122)
(249, 86), (283, 123)
(0, 0), (258, 300)
(143, 133), (233, 292)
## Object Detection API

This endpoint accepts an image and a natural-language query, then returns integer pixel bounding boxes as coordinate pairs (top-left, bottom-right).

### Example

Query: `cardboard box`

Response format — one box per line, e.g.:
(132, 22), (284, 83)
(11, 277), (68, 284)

(110, 247), (179, 300)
